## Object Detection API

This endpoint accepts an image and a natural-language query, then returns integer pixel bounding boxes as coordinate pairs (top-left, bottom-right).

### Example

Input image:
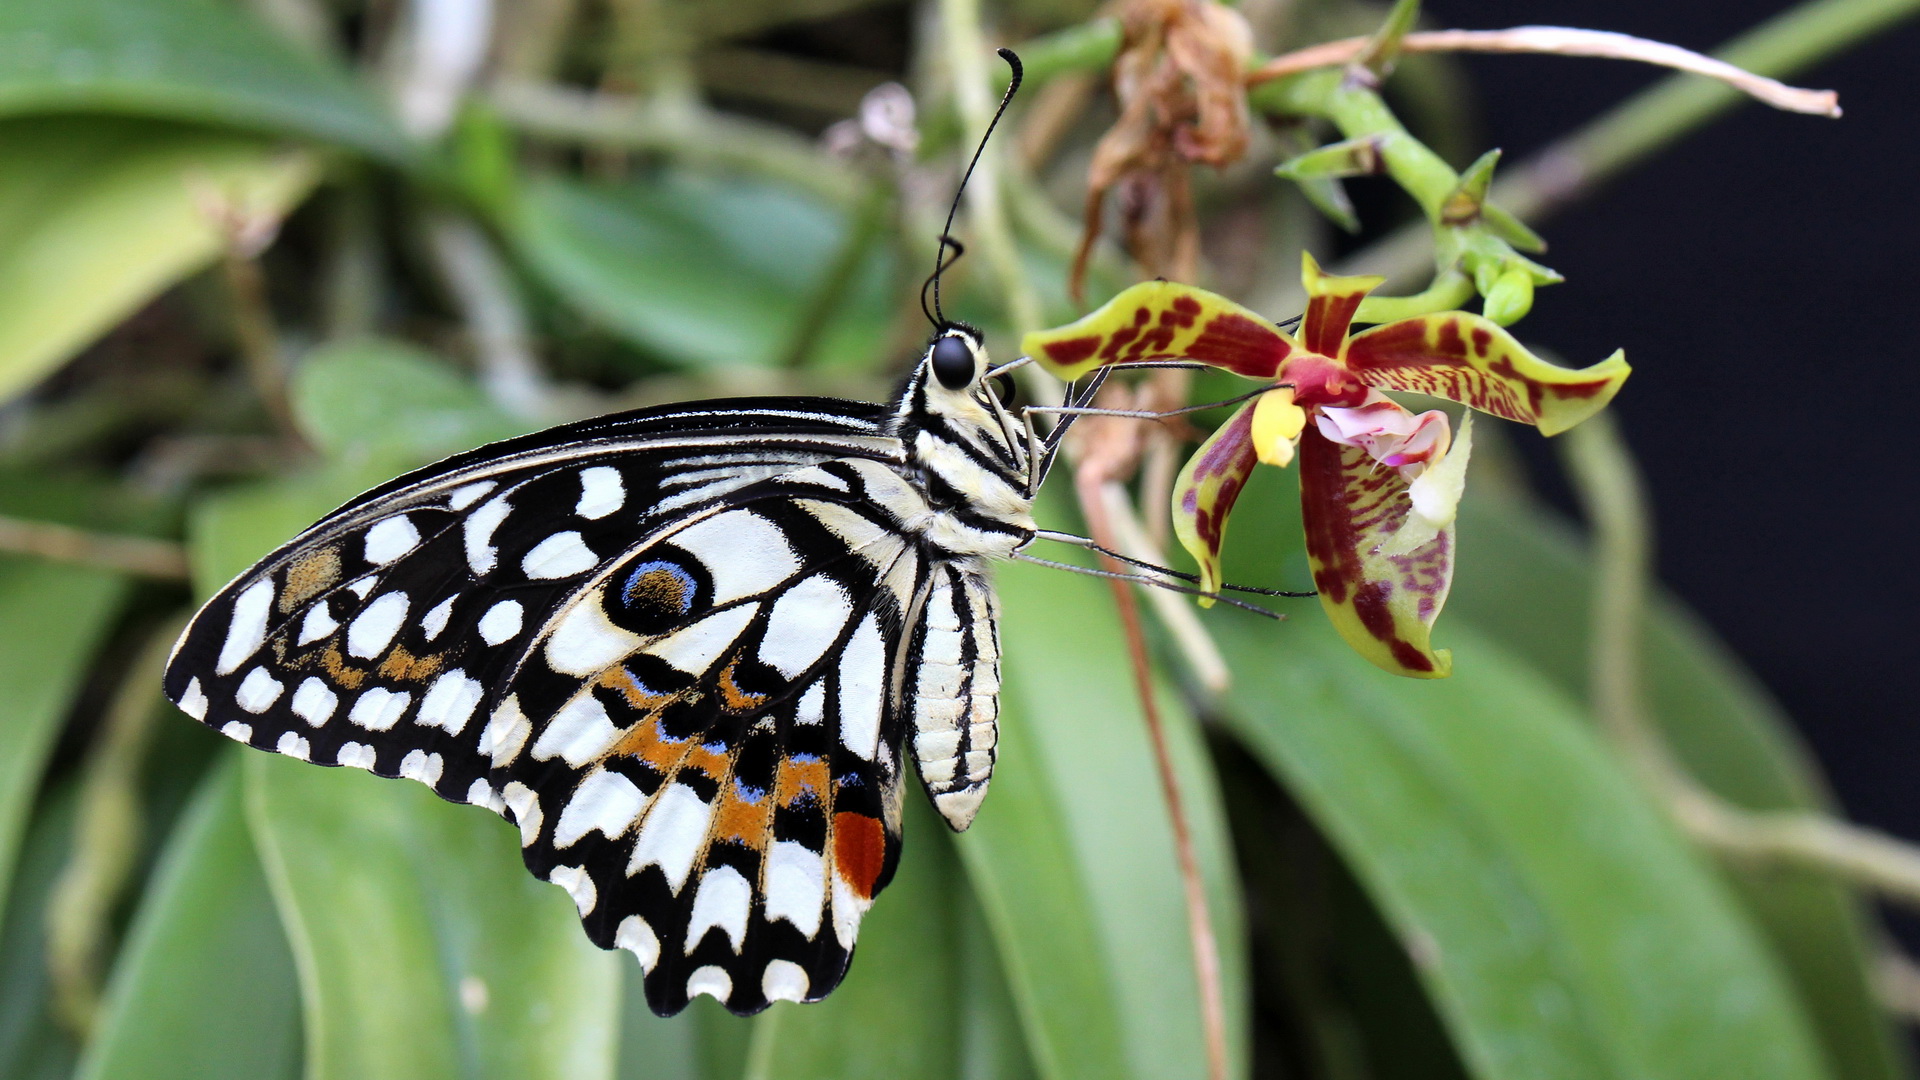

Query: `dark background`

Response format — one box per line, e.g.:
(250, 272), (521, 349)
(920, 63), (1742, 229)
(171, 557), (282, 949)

(1426, 3), (1919, 847)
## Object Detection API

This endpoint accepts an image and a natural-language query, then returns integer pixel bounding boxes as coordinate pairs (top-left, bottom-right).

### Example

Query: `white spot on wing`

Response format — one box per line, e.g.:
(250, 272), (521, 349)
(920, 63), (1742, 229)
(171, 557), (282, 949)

(531, 694), (620, 767)
(477, 600), (524, 645)
(764, 840), (825, 938)
(628, 783), (712, 893)
(449, 480), (495, 511)
(795, 681), (825, 726)
(576, 466), (624, 519)
(464, 495), (512, 575)
(685, 966), (733, 1004)
(346, 592), (409, 659)
(758, 575), (852, 678)
(762, 960), (810, 1003)
(216, 579), (274, 675)
(399, 749), (444, 786)
(420, 596), (456, 641)
(544, 598), (641, 676)
(346, 578), (376, 599)
(617, 916), (660, 972)
(276, 731), (311, 760)
(522, 531), (597, 580)
(336, 741), (376, 770)
(652, 603), (758, 676)
(298, 603), (338, 646)
(550, 865), (598, 916)
(291, 677), (337, 726)
(235, 667), (283, 713)
(417, 670), (483, 735)
(502, 782), (543, 847)
(837, 614), (885, 759)
(483, 695), (531, 766)
(466, 779), (505, 813)
(554, 768), (646, 848)
(830, 876), (870, 950)
(348, 687), (411, 731)
(220, 721), (253, 743)
(362, 515), (421, 565)
(685, 865), (751, 953)
(178, 678), (208, 720)
(670, 510), (799, 606)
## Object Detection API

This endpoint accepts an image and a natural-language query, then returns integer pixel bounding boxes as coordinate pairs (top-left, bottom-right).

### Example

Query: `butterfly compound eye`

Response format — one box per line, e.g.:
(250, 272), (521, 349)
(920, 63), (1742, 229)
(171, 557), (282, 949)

(930, 335), (976, 390)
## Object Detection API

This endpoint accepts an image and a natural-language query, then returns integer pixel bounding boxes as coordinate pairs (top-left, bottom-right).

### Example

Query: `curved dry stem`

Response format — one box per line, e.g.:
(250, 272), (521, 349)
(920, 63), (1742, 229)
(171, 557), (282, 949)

(1247, 26), (1840, 117)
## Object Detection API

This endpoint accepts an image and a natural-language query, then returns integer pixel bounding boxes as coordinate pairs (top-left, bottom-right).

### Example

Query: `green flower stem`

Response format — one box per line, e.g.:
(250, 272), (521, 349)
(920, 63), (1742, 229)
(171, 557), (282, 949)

(1564, 415), (1920, 912)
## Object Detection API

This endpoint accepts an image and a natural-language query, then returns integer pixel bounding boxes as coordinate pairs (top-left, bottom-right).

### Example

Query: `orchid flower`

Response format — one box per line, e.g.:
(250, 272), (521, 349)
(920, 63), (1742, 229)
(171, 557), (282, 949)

(1023, 253), (1630, 677)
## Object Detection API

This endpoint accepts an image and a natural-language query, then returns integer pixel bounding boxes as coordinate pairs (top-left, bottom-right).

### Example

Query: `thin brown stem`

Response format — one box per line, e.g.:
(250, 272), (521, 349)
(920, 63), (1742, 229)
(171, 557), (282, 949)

(219, 245), (302, 443)
(0, 514), (189, 581)
(1075, 464), (1229, 1080)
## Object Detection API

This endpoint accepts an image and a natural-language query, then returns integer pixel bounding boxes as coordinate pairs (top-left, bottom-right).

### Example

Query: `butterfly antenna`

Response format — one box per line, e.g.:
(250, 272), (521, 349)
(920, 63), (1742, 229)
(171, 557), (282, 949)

(921, 48), (1024, 330)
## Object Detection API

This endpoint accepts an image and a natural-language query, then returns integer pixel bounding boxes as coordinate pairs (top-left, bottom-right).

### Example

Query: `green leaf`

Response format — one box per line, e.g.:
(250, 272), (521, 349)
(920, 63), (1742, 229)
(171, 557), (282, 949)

(615, 963), (699, 1080)
(742, 798), (963, 1080)
(1447, 477), (1910, 1080)
(292, 338), (528, 461)
(245, 754), (622, 1080)
(959, 534), (1247, 1080)
(0, 788), (80, 1080)
(0, 0), (410, 160)
(1213, 608), (1831, 1080)
(511, 174), (896, 371)
(0, 555), (129, 929)
(75, 757), (301, 1080)
(0, 117), (317, 405)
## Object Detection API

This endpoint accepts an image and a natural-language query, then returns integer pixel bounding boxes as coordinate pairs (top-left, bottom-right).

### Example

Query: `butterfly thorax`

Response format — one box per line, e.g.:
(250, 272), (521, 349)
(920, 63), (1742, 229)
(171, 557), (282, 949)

(887, 334), (1035, 561)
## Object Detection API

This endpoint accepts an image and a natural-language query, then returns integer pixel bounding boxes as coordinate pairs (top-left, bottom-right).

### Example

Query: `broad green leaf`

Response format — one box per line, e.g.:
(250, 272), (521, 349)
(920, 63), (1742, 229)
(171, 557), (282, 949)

(961, 532), (1247, 1080)
(75, 757), (301, 1080)
(0, 0), (410, 160)
(511, 174), (896, 372)
(0, 117), (317, 404)
(1213, 607), (1830, 1080)
(742, 798), (962, 1080)
(1447, 478), (1909, 1080)
(0, 556), (129, 929)
(244, 754), (621, 1080)
(292, 338), (528, 462)
(0, 789), (80, 1080)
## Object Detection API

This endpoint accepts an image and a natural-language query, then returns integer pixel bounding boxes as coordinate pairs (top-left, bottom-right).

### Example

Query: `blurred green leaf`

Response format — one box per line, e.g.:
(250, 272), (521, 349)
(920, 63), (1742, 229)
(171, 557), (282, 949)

(0, 117), (316, 405)
(245, 754), (622, 1080)
(0, 0), (410, 160)
(742, 799), (962, 1080)
(292, 338), (528, 462)
(75, 757), (300, 1080)
(1448, 477), (1910, 1080)
(0, 555), (129, 929)
(0, 788), (79, 1080)
(1213, 608), (1831, 1080)
(959, 534), (1247, 1080)
(615, 963), (698, 1080)
(511, 174), (896, 372)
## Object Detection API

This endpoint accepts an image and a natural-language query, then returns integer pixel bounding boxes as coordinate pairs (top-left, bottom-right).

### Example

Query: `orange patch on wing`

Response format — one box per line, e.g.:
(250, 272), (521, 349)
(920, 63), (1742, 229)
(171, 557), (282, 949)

(279, 545), (342, 613)
(377, 644), (442, 681)
(319, 644), (367, 690)
(598, 666), (675, 711)
(712, 782), (772, 850)
(716, 659), (767, 712)
(776, 755), (830, 809)
(680, 739), (732, 783)
(832, 812), (887, 900)
(611, 713), (688, 775)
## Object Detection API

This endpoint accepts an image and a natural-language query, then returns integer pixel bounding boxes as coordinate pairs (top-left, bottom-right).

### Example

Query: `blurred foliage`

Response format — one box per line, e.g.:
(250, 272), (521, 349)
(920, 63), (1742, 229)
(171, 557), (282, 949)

(0, 1), (1911, 1079)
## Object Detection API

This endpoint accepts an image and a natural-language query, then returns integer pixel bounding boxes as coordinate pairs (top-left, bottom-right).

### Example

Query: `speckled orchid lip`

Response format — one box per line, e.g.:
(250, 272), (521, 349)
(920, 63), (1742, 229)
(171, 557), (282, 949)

(1023, 252), (1631, 678)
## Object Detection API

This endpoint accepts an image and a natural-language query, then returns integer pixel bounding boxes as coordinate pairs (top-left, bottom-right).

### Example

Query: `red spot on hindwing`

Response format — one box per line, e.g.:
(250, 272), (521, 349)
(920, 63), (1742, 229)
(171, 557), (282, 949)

(833, 812), (886, 900)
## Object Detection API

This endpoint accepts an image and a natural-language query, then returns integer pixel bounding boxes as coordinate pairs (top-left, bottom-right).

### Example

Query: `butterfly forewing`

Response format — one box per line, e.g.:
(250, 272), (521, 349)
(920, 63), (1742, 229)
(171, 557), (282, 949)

(162, 402), (977, 1016)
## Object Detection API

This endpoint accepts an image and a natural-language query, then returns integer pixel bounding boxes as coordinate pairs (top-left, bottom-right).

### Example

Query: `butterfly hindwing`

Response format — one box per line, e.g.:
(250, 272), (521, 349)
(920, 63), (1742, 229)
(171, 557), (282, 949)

(495, 460), (931, 1014)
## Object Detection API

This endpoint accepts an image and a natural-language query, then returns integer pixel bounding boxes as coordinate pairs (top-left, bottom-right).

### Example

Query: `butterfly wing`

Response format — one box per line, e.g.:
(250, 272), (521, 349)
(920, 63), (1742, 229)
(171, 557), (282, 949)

(164, 401), (950, 1016)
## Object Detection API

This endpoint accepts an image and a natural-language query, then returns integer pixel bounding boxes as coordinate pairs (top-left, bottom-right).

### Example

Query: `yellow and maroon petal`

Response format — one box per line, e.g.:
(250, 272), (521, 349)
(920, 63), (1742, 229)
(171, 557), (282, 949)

(1172, 400), (1262, 603)
(1021, 281), (1295, 381)
(1299, 425), (1454, 679)
(1342, 312), (1629, 435)
(1299, 251), (1385, 356)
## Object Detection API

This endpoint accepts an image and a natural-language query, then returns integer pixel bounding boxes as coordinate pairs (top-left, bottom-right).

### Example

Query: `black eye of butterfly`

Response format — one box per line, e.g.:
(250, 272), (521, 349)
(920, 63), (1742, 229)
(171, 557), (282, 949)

(930, 335), (975, 390)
